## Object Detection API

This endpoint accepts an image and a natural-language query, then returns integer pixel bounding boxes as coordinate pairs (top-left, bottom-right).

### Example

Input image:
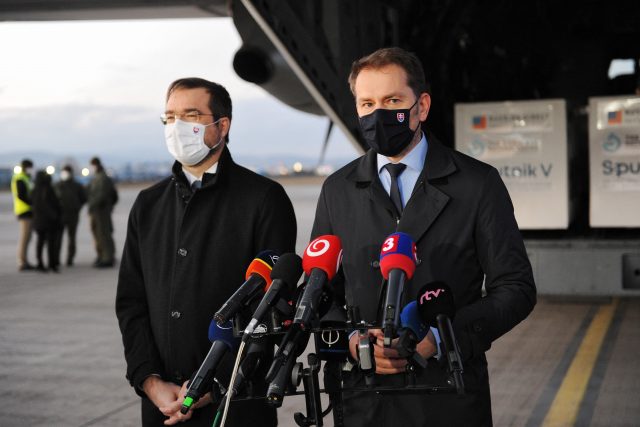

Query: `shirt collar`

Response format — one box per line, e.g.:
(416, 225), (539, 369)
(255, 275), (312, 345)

(182, 162), (218, 186)
(377, 133), (428, 173)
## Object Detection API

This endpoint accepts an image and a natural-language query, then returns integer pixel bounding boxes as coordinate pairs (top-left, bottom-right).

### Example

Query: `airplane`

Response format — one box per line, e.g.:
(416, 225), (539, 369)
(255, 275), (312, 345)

(1, 0), (639, 297)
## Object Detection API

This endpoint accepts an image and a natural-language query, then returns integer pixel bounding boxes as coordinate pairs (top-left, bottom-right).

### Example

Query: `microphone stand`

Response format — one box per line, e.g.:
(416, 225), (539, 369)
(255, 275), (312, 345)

(436, 314), (465, 394)
(293, 353), (324, 426)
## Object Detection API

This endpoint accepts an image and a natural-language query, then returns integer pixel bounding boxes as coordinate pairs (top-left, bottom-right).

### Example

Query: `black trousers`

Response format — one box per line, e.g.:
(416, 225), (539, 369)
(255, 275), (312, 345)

(339, 358), (493, 427)
(140, 395), (277, 427)
(58, 215), (79, 264)
(36, 227), (61, 270)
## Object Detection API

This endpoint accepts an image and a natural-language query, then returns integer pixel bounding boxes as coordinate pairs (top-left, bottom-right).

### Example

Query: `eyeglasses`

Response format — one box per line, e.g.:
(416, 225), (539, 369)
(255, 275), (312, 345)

(160, 111), (215, 125)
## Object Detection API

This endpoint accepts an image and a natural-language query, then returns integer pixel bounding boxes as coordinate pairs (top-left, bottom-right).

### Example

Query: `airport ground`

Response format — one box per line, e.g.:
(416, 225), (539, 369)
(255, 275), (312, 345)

(0, 181), (638, 426)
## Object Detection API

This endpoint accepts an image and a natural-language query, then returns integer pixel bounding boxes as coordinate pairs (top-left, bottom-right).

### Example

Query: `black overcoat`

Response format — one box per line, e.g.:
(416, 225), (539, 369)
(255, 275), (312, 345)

(311, 137), (536, 426)
(116, 148), (297, 426)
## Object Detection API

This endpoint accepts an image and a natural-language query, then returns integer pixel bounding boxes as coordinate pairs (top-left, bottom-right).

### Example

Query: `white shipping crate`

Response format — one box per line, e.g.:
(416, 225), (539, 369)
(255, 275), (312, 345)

(455, 99), (569, 229)
(589, 96), (640, 227)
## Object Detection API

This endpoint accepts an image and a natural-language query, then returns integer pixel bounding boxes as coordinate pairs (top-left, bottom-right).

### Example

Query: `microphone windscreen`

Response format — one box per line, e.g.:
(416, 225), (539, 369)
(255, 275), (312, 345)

(400, 301), (429, 341)
(270, 253), (303, 292)
(379, 232), (417, 280)
(302, 235), (343, 279)
(208, 320), (240, 351)
(245, 250), (279, 286)
(416, 281), (455, 328)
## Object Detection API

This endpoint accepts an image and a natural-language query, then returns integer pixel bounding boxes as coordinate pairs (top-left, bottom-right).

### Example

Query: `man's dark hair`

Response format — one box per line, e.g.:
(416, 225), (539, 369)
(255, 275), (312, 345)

(62, 165), (73, 174)
(90, 157), (104, 172)
(166, 77), (233, 142)
(348, 47), (429, 98)
(21, 159), (33, 169)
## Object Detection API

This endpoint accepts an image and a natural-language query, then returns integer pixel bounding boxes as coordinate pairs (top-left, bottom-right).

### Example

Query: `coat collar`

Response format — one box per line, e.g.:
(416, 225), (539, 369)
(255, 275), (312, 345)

(346, 134), (457, 243)
(171, 146), (234, 200)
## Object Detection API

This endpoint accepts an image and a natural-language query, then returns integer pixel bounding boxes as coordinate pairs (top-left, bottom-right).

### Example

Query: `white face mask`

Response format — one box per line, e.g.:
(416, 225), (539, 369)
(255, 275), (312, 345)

(164, 118), (223, 166)
(60, 170), (71, 181)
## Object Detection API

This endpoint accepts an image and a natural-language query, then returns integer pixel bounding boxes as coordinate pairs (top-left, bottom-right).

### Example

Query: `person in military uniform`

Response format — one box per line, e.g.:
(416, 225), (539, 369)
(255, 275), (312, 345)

(87, 156), (117, 268)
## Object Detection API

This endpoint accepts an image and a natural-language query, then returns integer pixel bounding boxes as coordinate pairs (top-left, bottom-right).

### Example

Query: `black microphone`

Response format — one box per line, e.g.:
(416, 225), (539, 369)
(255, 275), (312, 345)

(379, 232), (417, 346)
(416, 281), (455, 328)
(214, 250), (279, 325)
(265, 326), (310, 383)
(243, 253), (302, 339)
(214, 335), (269, 418)
(265, 328), (310, 408)
(293, 235), (343, 330)
(416, 281), (464, 394)
(181, 321), (239, 414)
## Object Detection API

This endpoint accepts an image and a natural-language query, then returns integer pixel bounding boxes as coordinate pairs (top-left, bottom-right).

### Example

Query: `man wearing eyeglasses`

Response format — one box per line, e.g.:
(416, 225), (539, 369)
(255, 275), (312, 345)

(116, 78), (297, 426)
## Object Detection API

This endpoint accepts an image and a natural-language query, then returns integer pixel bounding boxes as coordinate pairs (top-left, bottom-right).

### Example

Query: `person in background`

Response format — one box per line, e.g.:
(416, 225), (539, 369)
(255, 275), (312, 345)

(86, 157), (117, 268)
(11, 158), (35, 271)
(31, 170), (63, 272)
(55, 165), (87, 267)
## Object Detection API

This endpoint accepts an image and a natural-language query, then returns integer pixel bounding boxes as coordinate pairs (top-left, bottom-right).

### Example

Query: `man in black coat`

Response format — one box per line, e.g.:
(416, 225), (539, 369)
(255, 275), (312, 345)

(54, 165), (87, 267)
(116, 78), (297, 426)
(311, 48), (536, 426)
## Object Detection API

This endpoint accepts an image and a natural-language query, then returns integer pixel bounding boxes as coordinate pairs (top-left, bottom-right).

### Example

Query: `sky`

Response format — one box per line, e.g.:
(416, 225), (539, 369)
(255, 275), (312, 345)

(0, 18), (360, 170)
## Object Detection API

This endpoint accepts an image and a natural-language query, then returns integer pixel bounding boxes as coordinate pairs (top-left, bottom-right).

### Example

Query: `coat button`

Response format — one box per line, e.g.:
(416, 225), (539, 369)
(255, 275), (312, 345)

(178, 248), (188, 257)
(473, 322), (483, 332)
(171, 311), (181, 319)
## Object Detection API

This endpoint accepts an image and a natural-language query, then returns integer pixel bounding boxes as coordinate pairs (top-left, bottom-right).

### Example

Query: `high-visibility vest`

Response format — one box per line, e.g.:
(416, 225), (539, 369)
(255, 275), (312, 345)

(11, 172), (32, 216)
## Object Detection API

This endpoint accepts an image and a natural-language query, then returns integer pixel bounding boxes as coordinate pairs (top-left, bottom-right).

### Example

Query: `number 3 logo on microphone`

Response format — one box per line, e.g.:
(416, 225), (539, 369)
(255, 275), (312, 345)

(382, 236), (396, 253)
(306, 238), (331, 257)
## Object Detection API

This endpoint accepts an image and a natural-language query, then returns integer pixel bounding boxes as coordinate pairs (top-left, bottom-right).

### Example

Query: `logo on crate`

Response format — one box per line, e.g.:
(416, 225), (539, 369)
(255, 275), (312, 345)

(607, 110), (623, 125)
(472, 115), (487, 130)
(603, 133), (622, 153)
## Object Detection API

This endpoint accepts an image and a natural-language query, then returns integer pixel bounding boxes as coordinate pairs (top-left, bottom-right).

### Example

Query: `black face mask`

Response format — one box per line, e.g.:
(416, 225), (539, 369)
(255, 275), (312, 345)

(358, 100), (420, 157)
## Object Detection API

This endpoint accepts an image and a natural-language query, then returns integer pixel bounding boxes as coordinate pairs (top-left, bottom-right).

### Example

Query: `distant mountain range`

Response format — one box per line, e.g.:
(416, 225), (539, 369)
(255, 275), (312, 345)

(0, 150), (356, 185)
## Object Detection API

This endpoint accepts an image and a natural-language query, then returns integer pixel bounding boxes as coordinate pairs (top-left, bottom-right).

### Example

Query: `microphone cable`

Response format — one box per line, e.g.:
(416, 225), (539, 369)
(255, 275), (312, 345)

(216, 340), (246, 427)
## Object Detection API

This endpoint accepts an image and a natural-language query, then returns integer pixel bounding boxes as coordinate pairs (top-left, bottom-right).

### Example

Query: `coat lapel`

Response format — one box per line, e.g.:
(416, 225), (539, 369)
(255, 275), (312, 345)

(346, 149), (398, 220)
(397, 137), (457, 244)
(346, 138), (458, 243)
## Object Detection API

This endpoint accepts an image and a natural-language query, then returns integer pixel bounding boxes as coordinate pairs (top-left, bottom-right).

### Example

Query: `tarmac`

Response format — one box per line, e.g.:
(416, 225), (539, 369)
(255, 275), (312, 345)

(0, 180), (638, 426)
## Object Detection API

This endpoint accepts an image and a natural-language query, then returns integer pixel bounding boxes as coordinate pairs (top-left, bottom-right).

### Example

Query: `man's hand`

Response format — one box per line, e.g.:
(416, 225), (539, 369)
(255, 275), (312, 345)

(349, 329), (408, 375)
(159, 380), (213, 426)
(415, 329), (438, 360)
(349, 328), (439, 375)
(142, 376), (181, 413)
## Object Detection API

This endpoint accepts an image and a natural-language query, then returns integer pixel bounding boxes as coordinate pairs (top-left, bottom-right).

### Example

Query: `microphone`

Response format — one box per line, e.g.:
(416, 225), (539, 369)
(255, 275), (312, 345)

(243, 253), (302, 339)
(265, 343), (299, 407)
(400, 301), (429, 341)
(181, 321), (239, 414)
(379, 232), (417, 346)
(214, 250), (279, 325)
(416, 282), (464, 394)
(293, 235), (343, 330)
(416, 281), (455, 328)
(396, 301), (430, 368)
